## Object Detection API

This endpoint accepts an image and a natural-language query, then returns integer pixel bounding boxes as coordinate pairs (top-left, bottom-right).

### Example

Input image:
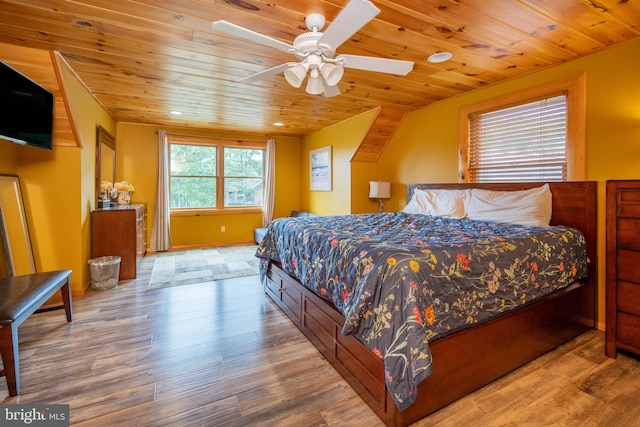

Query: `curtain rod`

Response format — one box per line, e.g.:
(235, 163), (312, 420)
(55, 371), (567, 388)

(156, 130), (270, 143)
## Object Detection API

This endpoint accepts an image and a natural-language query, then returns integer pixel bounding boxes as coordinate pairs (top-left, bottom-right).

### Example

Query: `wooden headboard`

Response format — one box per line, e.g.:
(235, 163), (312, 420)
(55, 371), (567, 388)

(406, 182), (596, 234)
(406, 182), (598, 323)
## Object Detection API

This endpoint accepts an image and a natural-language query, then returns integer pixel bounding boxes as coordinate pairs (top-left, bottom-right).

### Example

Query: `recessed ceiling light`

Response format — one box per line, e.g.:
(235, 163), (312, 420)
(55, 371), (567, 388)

(273, 122), (284, 127)
(428, 52), (453, 64)
(170, 111), (182, 115)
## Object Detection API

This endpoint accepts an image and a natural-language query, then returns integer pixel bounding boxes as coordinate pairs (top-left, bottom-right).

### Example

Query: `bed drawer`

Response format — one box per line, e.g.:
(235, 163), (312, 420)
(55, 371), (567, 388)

(264, 271), (281, 299)
(336, 332), (386, 406)
(303, 297), (337, 356)
(617, 312), (640, 349)
(265, 265), (302, 322)
(281, 282), (302, 322)
(303, 295), (387, 409)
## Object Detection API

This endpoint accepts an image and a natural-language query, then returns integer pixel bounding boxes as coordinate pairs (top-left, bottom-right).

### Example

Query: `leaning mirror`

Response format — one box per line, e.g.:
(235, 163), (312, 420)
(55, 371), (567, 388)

(0, 174), (36, 278)
(95, 125), (116, 203)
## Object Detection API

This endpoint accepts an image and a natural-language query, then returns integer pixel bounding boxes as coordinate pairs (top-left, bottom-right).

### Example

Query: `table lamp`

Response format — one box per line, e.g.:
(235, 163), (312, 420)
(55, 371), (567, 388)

(369, 181), (391, 213)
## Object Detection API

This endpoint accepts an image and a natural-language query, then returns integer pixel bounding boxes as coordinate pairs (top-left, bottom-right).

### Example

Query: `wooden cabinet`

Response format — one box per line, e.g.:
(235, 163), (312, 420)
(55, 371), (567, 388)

(606, 181), (640, 358)
(91, 204), (147, 281)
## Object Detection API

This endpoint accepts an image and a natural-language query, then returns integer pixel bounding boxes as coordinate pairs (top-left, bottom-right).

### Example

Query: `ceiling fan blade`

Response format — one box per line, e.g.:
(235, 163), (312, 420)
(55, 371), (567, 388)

(318, 0), (380, 51)
(239, 62), (297, 83)
(212, 20), (293, 53)
(337, 54), (414, 76)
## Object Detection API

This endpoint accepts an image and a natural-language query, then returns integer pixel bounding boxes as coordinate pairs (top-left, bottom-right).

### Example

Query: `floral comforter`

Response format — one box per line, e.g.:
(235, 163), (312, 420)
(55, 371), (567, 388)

(255, 212), (588, 411)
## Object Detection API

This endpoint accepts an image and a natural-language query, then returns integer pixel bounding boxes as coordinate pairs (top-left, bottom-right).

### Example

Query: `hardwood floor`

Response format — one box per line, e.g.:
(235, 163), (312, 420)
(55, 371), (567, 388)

(2, 252), (640, 426)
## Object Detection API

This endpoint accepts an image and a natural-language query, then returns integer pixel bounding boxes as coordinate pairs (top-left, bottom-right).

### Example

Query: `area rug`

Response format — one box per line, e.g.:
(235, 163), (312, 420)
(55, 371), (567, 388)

(147, 245), (261, 290)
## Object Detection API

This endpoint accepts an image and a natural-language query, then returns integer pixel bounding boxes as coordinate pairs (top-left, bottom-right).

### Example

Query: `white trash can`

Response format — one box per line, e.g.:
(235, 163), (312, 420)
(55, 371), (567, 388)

(88, 256), (121, 290)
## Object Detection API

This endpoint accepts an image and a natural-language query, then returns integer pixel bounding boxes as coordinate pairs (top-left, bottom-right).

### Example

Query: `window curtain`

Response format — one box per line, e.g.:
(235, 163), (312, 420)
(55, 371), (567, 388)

(150, 129), (172, 251)
(262, 138), (276, 227)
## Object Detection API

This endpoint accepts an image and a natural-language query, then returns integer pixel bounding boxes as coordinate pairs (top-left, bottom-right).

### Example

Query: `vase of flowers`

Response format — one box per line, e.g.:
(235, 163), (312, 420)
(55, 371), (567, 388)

(114, 181), (135, 205)
(100, 181), (117, 203)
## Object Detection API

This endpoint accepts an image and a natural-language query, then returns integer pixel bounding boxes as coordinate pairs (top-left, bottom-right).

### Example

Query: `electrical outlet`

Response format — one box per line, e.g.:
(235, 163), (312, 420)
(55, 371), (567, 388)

(221, 226), (226, 232)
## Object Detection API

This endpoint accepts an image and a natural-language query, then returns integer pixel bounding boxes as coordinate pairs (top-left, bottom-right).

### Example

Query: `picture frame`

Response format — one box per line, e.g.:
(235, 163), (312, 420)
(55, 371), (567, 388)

(310, 145), (332, 191)
(0, 174), (36, 278)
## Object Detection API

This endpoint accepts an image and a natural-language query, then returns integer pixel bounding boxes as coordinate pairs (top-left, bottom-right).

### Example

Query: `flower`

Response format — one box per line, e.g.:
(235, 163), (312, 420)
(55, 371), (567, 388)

(114, 181), (135, 193)
(100, 181), (113, 191)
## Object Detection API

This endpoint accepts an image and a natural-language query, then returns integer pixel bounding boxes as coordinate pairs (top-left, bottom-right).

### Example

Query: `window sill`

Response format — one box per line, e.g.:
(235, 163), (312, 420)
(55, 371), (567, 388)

(171, 207), (262, 217)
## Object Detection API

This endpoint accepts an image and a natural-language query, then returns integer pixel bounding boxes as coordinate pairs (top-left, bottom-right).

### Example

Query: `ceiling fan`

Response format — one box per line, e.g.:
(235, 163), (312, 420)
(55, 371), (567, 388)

(212, 0), (414, 97)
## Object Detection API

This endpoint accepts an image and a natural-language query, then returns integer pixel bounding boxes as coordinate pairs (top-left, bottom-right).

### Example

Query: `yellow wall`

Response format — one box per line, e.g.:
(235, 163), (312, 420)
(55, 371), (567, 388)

(350, 161), (378, 214)
(0, 141), (19, 173)
(301, 109), (379, 215)
(58, 59), (115, 292)
(0, 134), (86, 293)
(0, 48), (115, 294)
(116, 123), (301, 248)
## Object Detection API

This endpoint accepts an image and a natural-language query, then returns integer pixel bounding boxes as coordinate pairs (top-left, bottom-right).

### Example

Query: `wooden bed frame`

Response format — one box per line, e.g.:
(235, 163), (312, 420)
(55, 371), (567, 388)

(263, 182), (597, 427)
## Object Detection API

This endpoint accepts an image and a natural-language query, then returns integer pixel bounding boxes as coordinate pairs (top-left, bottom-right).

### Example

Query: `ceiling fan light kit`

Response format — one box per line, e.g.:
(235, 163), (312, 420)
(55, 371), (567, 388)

(212, 0), (415, 96)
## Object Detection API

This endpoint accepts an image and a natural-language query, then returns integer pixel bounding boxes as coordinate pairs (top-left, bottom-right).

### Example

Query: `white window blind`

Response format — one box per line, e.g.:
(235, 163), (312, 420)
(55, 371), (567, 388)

(469, 94), (567, 182)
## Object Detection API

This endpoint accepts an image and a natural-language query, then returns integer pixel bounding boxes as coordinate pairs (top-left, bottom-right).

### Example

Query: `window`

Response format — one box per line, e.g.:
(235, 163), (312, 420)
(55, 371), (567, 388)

(224, 147), (264, 207)
(459, 75), (585, 182)
(169, 135), (264, 211)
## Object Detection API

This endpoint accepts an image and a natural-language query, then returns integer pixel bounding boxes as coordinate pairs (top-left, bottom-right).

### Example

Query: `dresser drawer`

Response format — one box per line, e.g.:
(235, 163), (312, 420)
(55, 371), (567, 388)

(617, 188), (640, 217)
(618, 280), (640, 316)
(617, 312), (640, 349)
(617, 218), (640, 251)
(617, 249), (640, 283)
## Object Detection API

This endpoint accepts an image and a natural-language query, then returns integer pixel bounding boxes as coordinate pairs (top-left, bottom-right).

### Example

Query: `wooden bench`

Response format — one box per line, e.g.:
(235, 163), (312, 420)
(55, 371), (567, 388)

(0, 270), (73, 396)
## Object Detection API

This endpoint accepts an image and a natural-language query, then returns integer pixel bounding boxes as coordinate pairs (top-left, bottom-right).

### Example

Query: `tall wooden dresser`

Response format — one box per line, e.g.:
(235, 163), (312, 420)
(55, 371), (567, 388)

(606, 181), (640, 358)
(91, 204), (147, 281)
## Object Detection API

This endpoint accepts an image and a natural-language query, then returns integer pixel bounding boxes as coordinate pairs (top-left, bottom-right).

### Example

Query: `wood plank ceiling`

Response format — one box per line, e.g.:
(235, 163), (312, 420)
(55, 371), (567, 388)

(0, 0), (638, 139)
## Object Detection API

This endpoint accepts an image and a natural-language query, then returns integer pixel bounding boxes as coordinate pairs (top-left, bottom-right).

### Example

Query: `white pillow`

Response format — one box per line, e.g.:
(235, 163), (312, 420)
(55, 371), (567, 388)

(403, 188), (471, 219)
(466, 184), (552, 226)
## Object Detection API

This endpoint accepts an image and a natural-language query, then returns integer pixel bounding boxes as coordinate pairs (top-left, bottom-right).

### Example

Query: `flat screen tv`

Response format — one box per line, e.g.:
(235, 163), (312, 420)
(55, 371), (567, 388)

(0, 61), (54, 150)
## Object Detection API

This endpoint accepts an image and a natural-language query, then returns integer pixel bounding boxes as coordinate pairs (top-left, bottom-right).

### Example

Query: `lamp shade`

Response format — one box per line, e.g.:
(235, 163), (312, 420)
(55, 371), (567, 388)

(305, 69), (324, 95)
(284, 63), (308, 88)
(369, 181), (391, 199)
(320, 63), (344, 86)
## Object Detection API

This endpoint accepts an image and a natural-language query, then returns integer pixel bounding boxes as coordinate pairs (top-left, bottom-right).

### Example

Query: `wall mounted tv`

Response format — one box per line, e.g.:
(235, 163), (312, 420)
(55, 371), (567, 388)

(0, 61), (54, 150)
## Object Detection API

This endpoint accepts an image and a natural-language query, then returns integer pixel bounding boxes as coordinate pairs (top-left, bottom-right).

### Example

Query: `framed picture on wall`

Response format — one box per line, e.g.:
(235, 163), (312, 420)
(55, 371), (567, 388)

(310, 145), (332, 191)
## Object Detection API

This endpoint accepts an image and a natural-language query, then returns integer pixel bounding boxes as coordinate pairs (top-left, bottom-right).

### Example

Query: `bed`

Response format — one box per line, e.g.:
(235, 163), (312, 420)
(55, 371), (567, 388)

(256, 182), (597, 426)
